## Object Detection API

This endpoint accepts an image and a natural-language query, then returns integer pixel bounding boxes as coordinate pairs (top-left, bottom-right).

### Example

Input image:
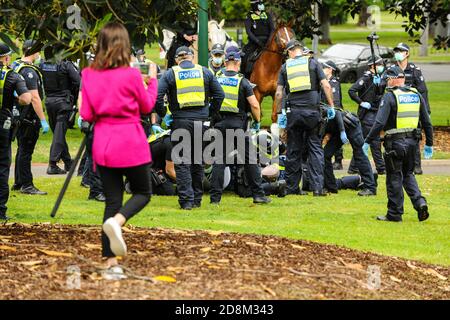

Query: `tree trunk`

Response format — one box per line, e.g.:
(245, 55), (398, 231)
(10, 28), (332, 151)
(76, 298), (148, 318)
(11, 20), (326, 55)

(319, 4), (332, 45)
(215, 0), (223, 17)
(357, 2), (370, 27)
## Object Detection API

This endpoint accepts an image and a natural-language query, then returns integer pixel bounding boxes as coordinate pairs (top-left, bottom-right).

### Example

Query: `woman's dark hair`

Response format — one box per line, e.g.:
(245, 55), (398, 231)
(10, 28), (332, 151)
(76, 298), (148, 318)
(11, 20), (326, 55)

(91, 22), (131, 70)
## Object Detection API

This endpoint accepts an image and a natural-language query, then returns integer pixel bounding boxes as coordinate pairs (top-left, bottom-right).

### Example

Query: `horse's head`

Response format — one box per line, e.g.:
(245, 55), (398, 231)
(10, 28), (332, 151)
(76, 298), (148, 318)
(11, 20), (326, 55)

(208, 20), (227, 49)
(270, 25), (296, 53)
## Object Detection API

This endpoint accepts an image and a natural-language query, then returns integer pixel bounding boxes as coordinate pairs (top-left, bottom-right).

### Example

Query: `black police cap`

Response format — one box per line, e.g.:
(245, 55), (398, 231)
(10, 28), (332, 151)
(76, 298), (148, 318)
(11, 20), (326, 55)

(322, 60), (338, 71)
(175, 46), (194, 58)
(367, 55), (383, 66)
(0, 43), (12, 57)
(394, 43), (410, 52)
(22, 39), (38, 56)
(286, 39), (302, 52)
(211, 43), (225, 55)
(385, 65), (405, 79)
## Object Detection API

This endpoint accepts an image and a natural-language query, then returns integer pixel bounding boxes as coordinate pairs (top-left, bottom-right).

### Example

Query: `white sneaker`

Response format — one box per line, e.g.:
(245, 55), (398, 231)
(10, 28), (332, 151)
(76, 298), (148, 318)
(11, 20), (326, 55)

(103, 218), (127, 257)
(102, 265), (127, 281)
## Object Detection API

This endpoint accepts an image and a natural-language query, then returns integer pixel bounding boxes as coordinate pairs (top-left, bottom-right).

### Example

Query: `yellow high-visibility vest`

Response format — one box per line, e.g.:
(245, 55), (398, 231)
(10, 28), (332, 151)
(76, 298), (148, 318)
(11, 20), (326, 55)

(251, 12), (268, 21)
(173, 65), (205, 108)
(217, 73), (242, 113)
(13, 62), (45, 98)
(286, 56), (311, 93)
(0, 66), (12, 108)
(148, 129), (171, 144)
(393, 87), (420, 129)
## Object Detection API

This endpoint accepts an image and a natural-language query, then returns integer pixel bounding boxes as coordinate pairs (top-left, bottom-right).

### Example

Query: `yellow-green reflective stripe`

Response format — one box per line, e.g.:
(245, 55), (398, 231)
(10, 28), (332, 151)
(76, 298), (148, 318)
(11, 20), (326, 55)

(286, 57), (311, 92)
(251, 12), (268, 20)
(0, 67), (11, 107)
(218, 75), (242, 113)
(174, 65), (205, 108)
(393, 89), (420, 129)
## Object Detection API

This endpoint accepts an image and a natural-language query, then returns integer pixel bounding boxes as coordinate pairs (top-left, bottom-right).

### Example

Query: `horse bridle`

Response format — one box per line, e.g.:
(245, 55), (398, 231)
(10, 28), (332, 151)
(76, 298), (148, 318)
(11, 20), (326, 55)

(262, 27), (294, 56)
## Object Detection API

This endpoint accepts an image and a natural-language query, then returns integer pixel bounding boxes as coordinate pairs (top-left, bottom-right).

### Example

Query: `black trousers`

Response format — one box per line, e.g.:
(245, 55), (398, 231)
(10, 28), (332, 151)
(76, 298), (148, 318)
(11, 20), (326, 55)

(210, 117), (265, 203)
(171, 119), (205, 207)
(384, 137), (426, 221)
(285, 108), (324, 194)
(333, 147), (344, 163)
(46, 97), (71, 164)
(349, 111), (385, 173)
(14, 121), (40, 188)
(97, 163), (152, 258)
(324, 123), (376, 193)
(82, 132), (103, 197)
(0, 127), (12, 216)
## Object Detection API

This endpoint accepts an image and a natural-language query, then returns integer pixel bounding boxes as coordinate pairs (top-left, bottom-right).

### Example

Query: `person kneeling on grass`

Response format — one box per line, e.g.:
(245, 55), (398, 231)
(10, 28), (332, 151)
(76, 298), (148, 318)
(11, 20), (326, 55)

(80, 22), (158, 273)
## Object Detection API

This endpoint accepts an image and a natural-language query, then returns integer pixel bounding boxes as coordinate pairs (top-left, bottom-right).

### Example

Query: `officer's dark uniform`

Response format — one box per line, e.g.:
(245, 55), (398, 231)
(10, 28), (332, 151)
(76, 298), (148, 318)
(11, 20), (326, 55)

(40, 59), (80, 173)
(209, 63), (267, 204)
(242, 1), (274, 76)
(208, 44), (225, 77)
(348, 68), (386, 174)
(323, 109), (376, 195)
(11, 59), (46, 193)
(278, 50), (327, 195)
(166, 25), (198, 69)
(149, 131), (176, 196)
(365, 67), (433, 222)
(156, 47), (224, 209)
(0, 51), (29, 220)
(394, 43), (430, 174)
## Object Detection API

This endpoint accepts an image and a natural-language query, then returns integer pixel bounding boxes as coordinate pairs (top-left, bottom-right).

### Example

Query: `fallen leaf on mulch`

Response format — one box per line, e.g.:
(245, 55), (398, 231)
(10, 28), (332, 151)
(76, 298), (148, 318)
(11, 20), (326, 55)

(207, 230), (223, 236)
(0, 245), (16, 252)
(338, 257), (364, 271)
(291, 244), (306, 250)
(261, 284), (277, 297)
(200, 247), (212, 253)
(153, 275), (176, 283)
(389, 275), (402, 283)
(84, 244), (101, 250)
(246, 242), (263, 247)
(406, 261), (417, 270)
(37, 249), (73, 258)
(423, 268), (447, 281)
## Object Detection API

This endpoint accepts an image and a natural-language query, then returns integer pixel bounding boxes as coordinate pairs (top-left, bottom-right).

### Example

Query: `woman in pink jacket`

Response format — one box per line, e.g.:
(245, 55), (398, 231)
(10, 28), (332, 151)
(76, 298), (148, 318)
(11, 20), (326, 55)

(80, 22), (157, 270)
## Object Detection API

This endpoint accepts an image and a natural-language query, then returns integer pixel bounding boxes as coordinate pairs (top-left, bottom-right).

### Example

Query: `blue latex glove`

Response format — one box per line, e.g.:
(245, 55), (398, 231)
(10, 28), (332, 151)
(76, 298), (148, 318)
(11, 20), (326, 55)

(40, 119), (49, 134)
(360, 102), (371, 110)
(327, 107), (336, 120)
(151, 124), (164, 135)
(277, 112), (287, 129)
(251, 121), (261, 134)
(340, 131), (349, 145)
(373, 75), (381, 85)
(77, 116), (83, 129)
(362, 142), (370, 157)
(163, 114), (173, 127)
(424, 145), (433, 159)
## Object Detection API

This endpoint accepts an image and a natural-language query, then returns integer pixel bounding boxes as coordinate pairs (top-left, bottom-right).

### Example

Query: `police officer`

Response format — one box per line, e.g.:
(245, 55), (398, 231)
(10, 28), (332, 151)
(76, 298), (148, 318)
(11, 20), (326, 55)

(11, 40), (49, 195)
(321, 60), (344, 170)
(364, 66), (433, 222)
(241, 0), (274, 77)
(275, 40), (335, 196)
(0, 43), (32, 221)
(156, 46), (224, 210)
(393, 43), (429, 175)
(41, 46), (81, 174)
(166, 23), (198, 69)
(323, 109), (377, 196)
(348, 55), (386, 175)
(209, 47), (270, 205)
(208, 44), (225, 76)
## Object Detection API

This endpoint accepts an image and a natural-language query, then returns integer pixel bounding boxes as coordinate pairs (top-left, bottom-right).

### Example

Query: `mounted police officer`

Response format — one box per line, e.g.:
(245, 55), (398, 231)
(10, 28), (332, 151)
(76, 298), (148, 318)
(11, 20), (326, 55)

(393, 42), (429, 175)
(0, 43), (32, 221)
(156, 46), (224, 210)
(348, 55), (386, 175)
(208, 44), (225, 76)
(166, 22), (198, 69)
(321, 60), (344, 170)
(241, 0), (274, 77)
(11, 40), (49, 195)
(41, 46), (81, 175)
(275, 40), (336, 196)
(209, 47), (270, 205)
(364, 66), (433, 222)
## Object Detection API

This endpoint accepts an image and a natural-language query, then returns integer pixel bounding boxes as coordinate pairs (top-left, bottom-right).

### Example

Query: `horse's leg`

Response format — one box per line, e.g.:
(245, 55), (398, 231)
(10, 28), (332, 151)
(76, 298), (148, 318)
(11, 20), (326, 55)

(271, 93), (278, 124)
(253, 87), (264, 121)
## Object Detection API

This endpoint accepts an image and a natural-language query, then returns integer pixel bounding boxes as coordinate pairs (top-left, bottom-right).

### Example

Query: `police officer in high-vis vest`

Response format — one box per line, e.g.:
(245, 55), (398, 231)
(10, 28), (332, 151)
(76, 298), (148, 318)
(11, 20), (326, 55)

(275, 40), (336, 196)
(364, 66), (433, 222)
(393, 43), (430, 175)
(0, 43), (32, 221)
(156, 46), (224, 210)
(209, 47), (270, 205)
(208, 44), (225, 77)
(348, 56), (386, 175)
(41, 46), (81, 175)
(241, 0), (274, 77)
(11, 40), (49, 195)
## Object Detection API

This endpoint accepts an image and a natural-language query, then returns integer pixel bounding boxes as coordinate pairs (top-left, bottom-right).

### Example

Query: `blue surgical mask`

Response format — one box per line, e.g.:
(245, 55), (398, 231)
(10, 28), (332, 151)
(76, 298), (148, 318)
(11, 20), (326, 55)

(258, 4), (265, 11)
(376, 65), (385, 74)
(394, 52), (405, 62)
(213, 57), (223, 65)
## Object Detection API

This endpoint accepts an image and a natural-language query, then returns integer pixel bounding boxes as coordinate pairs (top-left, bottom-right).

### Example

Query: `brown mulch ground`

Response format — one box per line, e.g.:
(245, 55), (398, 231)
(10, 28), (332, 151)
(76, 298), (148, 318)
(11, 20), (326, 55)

(0, 223), (448, 300)
(431, 127), (450, 152)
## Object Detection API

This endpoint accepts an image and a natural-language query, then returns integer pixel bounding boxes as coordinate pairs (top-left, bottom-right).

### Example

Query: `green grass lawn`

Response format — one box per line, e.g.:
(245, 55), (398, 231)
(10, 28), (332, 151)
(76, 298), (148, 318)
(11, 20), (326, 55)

(8, 174), (450, 266)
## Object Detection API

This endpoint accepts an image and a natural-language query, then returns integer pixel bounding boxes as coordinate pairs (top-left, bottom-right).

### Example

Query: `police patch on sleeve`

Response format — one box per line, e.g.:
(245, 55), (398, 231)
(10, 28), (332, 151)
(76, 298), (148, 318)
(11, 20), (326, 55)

(359, 80), (364, 86)
(19, 75), (25, 81)
(27, 72), (34, 79)
(380, 100), (384, 107)
(420, 76), (424, 81)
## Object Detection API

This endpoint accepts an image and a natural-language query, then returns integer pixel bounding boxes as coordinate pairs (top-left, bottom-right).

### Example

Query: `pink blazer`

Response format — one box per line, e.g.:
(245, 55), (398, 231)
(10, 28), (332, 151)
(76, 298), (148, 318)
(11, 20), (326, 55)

(80, 66), (157, 168)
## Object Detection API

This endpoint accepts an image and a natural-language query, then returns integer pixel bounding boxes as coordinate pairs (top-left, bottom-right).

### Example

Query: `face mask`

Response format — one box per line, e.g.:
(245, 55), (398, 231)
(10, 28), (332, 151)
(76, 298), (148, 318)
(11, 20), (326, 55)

(213, 57), (223, 65)
(258, 4), (265, 11)
(394, 52), (405, 62)
(376, 65), (385, 74)
(34, 55), (42, 66)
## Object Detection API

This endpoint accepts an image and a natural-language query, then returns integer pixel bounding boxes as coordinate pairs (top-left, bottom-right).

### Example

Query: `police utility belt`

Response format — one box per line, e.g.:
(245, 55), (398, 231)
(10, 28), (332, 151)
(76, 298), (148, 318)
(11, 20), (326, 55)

(383, 128), (421, 141)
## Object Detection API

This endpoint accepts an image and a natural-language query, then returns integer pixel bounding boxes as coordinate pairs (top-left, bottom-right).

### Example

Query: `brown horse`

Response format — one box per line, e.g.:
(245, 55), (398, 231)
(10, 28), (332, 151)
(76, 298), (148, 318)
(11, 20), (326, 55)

(250, 25), (296, 123)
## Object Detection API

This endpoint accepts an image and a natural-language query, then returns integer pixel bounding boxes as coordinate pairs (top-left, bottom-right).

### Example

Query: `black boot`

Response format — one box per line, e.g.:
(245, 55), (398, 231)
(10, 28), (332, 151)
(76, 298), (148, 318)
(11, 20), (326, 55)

(47, 164), (66, 175)
(417, 204), (429, 222)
